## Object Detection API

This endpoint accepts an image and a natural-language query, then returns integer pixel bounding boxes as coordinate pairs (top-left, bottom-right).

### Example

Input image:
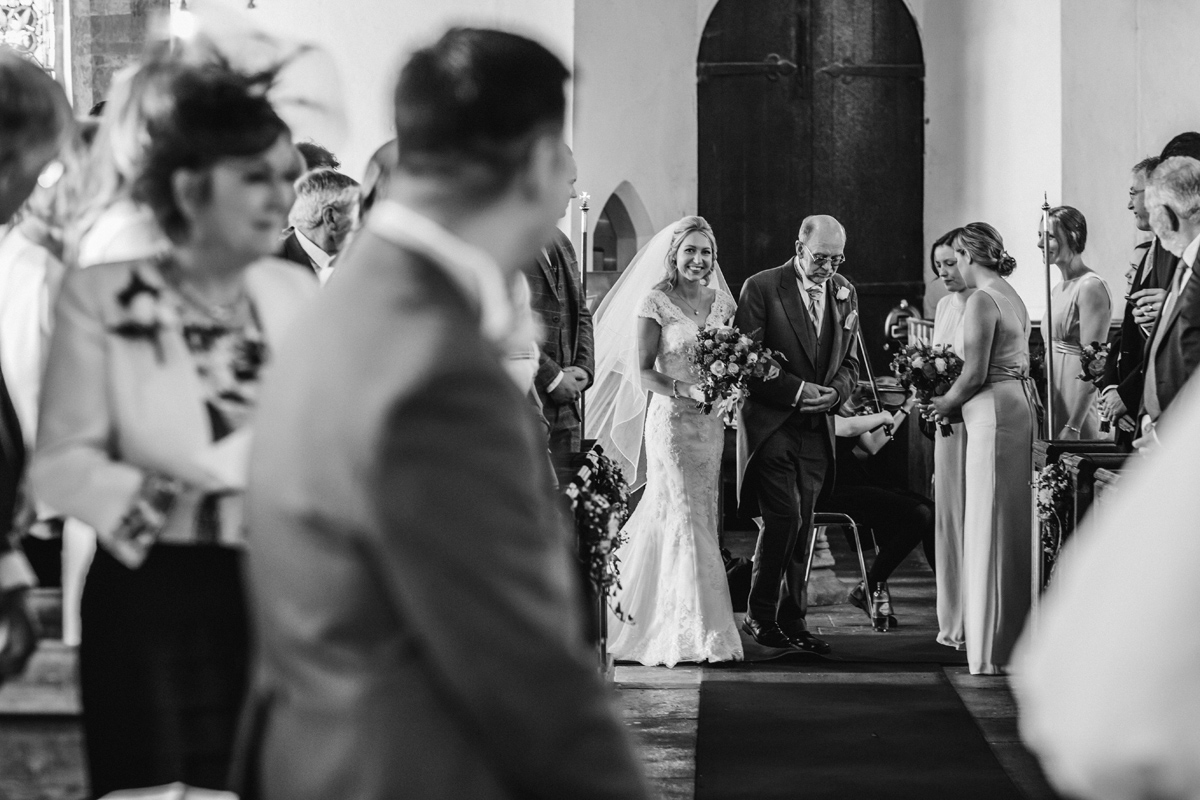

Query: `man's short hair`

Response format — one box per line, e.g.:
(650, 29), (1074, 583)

(0, 49), (71, 165)
(392, 27), (569, 202)
(289, 167), (360, 230)
(1133, 155), (1161, 178)
(297, 140), (339, 171)
(1148, 156), (1200, 221)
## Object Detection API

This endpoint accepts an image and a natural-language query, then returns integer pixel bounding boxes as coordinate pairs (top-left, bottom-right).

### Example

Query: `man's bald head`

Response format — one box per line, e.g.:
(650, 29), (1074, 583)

(797, 214), (846, 245)
(794, 214), (847, 284)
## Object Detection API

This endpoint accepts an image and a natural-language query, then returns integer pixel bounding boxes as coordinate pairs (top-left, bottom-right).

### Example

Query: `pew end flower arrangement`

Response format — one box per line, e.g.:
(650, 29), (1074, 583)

(1033, 460), (1071, 582)
(889, 342), (965, 437)
(690, 326), (781, 424)
(1077, 341), (1112, 432)
(565, 446), (634, 623)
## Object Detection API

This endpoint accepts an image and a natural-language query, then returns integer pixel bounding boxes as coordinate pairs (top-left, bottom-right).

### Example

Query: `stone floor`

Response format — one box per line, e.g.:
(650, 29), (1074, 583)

(614, 528), (1062, 800)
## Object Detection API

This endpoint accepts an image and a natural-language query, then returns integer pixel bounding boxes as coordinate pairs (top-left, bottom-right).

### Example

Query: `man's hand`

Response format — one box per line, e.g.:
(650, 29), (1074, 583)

(1131, 288), (1168, 326)
(1099, 387), (1127, 421)
(0, 588), (39, 682)
(548, 377), (581, 403)
(799, 383), (839, 413)
(562, 366), (590, 392)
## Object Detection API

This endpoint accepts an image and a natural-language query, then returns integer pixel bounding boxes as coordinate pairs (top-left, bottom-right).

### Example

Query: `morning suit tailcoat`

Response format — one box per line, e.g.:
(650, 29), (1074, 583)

(1141, 248), (1200, 421)
(278, 231), (318, 277)
(1102, 238), (1178, 413)
(734, 265), (861, 509)
(236, 218), (648, 800)
(525, 228), (594, 443)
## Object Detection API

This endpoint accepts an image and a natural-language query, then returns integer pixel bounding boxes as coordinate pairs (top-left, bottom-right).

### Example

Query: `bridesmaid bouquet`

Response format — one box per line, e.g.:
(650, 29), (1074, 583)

(691, 325), (781, 422)
(1077, 341), (1112, 432)
(889, 343), (965, 437)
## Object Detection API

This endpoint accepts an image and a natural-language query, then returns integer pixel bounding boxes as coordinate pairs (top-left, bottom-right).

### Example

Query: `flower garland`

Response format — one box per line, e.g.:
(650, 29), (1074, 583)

(565, 446), (633, 623)
(1033, 461), (1071, 580)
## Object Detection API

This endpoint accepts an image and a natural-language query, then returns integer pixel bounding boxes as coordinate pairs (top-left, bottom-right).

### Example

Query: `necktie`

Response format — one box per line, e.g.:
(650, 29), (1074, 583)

(806, 285), (823, 335)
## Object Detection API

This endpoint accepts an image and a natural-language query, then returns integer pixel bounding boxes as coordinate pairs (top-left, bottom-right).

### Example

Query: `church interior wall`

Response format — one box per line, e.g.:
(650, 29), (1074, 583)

(220, 0), (574, 181)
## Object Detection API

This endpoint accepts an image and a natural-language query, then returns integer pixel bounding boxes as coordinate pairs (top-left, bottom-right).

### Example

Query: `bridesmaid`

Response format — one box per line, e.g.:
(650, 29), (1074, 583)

(1039, 206), (1112, 439)
(927, 222), (1038, 675)
(929, 229), (972, 650)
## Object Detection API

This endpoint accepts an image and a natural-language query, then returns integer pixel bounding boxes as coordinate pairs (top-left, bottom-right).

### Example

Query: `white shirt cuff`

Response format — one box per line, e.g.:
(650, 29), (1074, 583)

(793, 381), (806, 407)
(0, 551), (37, 592)
(547, 370), (565, 393)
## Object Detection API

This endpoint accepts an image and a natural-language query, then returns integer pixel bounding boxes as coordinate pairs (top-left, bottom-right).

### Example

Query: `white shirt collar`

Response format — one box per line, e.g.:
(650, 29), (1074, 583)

(367, 200), (515, 342)
(1183, 232), (1200, 271)
(295, 228), (333, 271)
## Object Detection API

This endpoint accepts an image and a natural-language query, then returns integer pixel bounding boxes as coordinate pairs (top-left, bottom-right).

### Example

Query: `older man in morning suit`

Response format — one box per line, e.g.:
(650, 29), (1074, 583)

(235, 28), (648, 800)
(526, 152), (593, 458)
(1139, 155), (1200, 442)
(735, 215), (860, 654)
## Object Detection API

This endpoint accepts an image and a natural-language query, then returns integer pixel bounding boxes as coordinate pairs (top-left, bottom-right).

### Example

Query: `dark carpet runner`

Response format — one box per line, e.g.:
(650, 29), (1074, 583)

(695, 663), (1024, 799)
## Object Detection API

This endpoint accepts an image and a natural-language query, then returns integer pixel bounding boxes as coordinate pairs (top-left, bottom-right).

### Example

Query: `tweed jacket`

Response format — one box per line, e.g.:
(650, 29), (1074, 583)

(526, 228), (594, 409)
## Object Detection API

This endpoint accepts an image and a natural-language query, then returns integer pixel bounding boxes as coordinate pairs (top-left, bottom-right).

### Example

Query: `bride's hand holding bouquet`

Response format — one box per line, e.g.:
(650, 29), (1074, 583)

(690, 324), (781, 423)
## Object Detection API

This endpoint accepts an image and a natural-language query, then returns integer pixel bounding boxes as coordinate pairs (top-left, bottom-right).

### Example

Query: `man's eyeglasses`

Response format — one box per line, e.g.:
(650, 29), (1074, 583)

(799, 242), (845, 269)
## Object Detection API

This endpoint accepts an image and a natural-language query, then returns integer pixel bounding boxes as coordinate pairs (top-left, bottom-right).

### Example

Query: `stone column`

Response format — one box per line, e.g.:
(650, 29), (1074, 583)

(70, 0), (170, 110)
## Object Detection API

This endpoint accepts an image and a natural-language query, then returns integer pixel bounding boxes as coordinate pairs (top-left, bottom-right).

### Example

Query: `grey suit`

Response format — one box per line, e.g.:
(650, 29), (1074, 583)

(236, 225), (648, 800)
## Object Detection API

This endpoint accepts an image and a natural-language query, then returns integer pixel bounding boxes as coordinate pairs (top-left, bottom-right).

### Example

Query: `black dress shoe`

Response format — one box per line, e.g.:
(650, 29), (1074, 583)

(740, 617), (795, 649)
(788, 630), (832, 655)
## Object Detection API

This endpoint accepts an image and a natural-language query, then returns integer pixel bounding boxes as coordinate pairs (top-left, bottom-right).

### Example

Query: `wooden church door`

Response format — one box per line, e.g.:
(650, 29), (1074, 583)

(698, 0), (924, 371)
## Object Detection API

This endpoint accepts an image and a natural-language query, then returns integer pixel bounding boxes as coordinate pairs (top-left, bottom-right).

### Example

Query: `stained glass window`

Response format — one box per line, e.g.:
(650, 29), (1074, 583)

(1, 0), (54, 74)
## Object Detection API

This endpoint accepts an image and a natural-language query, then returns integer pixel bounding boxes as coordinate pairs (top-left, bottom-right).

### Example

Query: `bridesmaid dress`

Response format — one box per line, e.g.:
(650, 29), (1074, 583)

(961, 286), (1039, 675)
(932, 292), (970, 649)
(1041, 272), (1112, 438)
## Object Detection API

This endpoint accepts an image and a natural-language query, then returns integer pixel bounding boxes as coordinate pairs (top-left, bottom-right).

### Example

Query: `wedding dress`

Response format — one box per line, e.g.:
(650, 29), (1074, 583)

(591, 222), (743, 667)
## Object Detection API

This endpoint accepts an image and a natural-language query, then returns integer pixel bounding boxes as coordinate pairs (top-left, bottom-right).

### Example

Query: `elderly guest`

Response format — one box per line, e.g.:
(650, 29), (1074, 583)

(30, 61), (315, 795)
(280, 166), (359, 283)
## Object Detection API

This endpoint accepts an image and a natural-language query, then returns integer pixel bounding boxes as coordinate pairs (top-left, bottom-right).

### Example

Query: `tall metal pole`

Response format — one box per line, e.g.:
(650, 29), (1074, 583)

(579, 193), (590, 440)
(1042, 193), (1056, 439)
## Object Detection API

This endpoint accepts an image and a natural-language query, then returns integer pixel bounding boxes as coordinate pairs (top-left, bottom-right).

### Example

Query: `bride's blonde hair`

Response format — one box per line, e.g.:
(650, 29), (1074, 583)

(654, 215), (718, 291)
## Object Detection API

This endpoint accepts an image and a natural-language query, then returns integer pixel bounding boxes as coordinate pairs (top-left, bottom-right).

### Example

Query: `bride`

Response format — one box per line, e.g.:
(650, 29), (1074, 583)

(589, 216), (743, 667)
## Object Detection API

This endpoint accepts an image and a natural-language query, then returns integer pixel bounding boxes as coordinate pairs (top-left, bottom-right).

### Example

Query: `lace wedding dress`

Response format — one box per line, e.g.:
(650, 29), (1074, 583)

(606, 289), (744, 667)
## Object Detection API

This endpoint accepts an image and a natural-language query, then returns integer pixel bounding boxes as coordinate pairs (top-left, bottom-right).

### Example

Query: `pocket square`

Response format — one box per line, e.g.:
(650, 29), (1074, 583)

(844, 309), (859, 331)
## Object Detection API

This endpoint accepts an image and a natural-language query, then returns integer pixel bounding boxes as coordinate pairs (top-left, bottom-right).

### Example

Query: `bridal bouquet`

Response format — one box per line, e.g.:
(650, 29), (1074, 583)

(1078, 341), (1112, 432)
(889, 342), (965, 437)
(691, 326), (781, 422)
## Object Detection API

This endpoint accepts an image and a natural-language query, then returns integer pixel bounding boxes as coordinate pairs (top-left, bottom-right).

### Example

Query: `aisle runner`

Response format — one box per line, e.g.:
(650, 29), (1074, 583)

(694, 664), (1023, 800)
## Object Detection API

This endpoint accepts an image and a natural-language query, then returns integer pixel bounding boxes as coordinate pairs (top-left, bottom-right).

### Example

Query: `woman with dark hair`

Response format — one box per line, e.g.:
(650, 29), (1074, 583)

(30, 61), (315, 795)
(928, 228), (972, 649)
(925, 222), (1038, 675)
(593, 215), (743, 667)
(1039, 205), (1113, 439)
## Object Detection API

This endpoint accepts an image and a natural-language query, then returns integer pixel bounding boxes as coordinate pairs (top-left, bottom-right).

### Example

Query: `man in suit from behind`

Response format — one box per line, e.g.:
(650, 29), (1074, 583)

(238, 28), (648, 800)
(734, 215), (860, 655)
(279, 167), (360, 283)
(0, 49), (72, 684)
(1099, 155), (1177, 444)
(1138, 155), (1200, 444)
(525, 150), (594, 458)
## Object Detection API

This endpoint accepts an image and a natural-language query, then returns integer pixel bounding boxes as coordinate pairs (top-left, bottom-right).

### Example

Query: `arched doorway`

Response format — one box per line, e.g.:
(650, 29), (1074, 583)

(587, 181), (654, 309)
(697, 0), (924, 371)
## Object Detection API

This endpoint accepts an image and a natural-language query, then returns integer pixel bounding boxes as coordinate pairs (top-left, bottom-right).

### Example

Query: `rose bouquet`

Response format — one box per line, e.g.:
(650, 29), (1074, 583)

(889, 342), (965, 437)
(690, 326), (781, 423)
(1077, 341), (1112, 432)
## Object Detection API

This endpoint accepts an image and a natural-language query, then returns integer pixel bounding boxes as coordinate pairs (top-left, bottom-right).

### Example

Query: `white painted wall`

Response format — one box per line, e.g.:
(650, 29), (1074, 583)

(908, 0), (1063, 319)
(198, 0), (574, 181)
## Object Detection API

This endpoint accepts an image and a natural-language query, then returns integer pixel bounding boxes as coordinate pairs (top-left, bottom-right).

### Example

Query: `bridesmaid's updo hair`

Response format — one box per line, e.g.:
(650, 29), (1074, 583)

(1048, 205), (1088, 254)
(954, 222), (1016, 277)
(656, 215), (718, 291)
(132, 62), (289, 243)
